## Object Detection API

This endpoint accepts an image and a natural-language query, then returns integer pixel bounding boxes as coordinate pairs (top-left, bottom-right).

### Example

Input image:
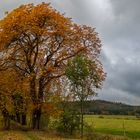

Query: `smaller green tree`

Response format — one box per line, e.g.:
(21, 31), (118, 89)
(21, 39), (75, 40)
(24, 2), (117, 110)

(66, 55), (105, 138)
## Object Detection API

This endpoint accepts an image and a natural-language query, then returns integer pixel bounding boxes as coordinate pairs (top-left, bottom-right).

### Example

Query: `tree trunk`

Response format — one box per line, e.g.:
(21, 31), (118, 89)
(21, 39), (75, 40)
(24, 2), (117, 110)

(80, 99), (84, 139)
(21, 113), (27, 125)
(2, 110), (10, 130)
(32, 109), (36, 129)
(32, 107), (41, 129)
(36, 108), (41, 129)
(16, 113), (21, 123)
(30, 75), (38, 129)
(30, 76), (44, 129)
(34, 77), (44, 129)
(30, 76), (36, 104)
(4, 116), (10, 130)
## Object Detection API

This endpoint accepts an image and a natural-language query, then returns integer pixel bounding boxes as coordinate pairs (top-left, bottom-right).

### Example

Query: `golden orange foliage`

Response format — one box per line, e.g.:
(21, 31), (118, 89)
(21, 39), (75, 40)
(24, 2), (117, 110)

(0, 2), (105, 129)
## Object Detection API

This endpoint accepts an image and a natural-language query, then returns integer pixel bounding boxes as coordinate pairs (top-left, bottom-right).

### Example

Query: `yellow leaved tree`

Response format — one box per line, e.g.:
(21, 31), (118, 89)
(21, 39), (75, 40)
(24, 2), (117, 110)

(0, 3), (103, 129)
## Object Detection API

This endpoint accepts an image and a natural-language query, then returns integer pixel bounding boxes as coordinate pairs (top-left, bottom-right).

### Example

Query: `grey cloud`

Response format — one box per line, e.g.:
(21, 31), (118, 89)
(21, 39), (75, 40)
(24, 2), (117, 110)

(99, 49), (140, 105)
(0, 0), (140, 105)
(0, 0), (42, 19)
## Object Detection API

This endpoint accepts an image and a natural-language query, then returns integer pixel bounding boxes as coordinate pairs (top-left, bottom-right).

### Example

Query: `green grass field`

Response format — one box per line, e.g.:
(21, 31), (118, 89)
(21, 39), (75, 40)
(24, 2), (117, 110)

(0, 115), (139, 139)
(85, 115), (140, 139)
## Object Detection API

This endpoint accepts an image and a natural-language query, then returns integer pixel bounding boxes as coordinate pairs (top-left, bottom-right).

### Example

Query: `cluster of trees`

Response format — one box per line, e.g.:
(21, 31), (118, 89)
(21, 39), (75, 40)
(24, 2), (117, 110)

(82, 100), (140, 115)
(0, 2), (105, 133)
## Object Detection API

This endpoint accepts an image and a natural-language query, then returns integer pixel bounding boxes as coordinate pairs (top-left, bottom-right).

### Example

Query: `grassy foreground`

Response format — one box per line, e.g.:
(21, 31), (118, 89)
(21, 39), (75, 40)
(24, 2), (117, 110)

(0, 130), (133, 140)
(0, 130), (79, 140)
(85, 115), (140, 139)
(0, 115), (139, 139)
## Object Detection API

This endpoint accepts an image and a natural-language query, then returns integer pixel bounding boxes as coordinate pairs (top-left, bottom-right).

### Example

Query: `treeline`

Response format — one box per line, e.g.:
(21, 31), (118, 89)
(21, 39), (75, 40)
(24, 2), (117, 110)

(67, 100), (140, 116)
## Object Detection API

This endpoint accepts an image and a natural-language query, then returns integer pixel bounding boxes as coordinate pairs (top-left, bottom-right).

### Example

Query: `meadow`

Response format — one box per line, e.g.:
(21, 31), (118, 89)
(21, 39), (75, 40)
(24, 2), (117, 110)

(85, 115), (140, 139)
(0, 115), (139, 139)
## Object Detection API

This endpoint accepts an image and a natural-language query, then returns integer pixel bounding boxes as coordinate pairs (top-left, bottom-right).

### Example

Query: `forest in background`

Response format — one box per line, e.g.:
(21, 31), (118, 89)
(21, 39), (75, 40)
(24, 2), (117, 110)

(69, 100), (140, 116)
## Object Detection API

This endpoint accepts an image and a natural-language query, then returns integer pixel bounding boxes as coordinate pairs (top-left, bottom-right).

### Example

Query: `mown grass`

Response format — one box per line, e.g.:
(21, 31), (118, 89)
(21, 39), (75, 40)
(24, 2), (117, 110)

(85, 115), (140, 139)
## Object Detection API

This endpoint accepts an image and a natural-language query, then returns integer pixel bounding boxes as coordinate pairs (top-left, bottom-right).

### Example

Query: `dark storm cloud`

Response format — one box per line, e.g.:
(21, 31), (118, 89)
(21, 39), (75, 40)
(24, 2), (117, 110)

(98, 0), (140, 105)
(0, 0), (140, 105)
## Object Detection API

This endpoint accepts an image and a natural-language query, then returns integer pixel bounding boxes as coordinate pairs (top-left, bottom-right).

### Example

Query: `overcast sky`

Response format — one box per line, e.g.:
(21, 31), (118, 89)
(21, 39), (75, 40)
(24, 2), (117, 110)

(0, 0), (140, 105)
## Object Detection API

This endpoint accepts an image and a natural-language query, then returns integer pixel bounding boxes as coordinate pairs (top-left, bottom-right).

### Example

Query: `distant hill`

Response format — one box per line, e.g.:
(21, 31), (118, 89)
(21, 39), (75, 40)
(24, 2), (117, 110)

(69, 100), (140, 115)
(83, 100), (140, 115)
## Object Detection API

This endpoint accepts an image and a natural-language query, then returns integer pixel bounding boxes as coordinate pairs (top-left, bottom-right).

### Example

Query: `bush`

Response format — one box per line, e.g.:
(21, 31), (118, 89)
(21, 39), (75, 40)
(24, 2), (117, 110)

(98, 115), (104, 118)
(40, 114), (50, 129)
(56, 111), (80, 135)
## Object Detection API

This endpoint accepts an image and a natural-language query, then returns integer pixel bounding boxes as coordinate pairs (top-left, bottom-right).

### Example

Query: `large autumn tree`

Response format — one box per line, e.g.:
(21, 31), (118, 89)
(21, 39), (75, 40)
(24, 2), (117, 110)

(0, 3), (103, 129)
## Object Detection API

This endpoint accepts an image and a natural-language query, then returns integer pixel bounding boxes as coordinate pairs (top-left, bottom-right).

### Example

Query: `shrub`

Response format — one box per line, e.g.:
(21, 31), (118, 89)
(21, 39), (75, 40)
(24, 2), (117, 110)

(56, 111), (80, 135)
(98, 115), (104, 118)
